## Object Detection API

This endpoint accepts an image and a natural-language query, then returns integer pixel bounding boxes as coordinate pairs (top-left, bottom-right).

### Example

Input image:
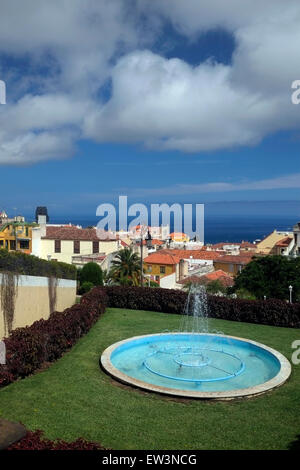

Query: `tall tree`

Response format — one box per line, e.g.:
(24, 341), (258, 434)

(234, 255), (300, 301)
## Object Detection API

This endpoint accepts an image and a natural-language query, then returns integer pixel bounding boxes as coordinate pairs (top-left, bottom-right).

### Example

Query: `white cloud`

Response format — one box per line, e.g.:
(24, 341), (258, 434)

(120, 173), (300, 197)
(0, 0), (300, 163)
(83, 49), (295, 151)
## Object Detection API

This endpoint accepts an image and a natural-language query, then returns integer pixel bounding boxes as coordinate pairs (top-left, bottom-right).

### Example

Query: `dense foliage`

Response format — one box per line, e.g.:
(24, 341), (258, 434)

(233, 255), (300, 301)
(105, 286), (300, 328)
(110, 248), (141, 286)
(6, 429), (107, 450)
(79, 262), (103, 287)
(0, 249), (76, 280)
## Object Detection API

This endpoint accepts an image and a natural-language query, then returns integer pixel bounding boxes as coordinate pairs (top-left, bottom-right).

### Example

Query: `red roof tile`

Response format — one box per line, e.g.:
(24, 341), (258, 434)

(214, 254), (253, 264)
(42, 226), (116, 241)
(160, 249), (223, 261)
(275, 237), (293, 247)
(179, 270), (234, 287)
(144, 253), (181, 265)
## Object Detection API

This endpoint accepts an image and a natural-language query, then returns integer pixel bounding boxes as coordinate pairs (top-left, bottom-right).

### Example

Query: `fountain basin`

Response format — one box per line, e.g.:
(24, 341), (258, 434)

(101, 333), (291, 399)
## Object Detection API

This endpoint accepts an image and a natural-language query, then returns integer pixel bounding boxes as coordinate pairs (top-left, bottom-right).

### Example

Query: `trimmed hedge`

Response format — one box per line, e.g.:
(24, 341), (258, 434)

(0, 249), (77, 280)
(0, 287), (107, 388)
(104, 286), (300, 328)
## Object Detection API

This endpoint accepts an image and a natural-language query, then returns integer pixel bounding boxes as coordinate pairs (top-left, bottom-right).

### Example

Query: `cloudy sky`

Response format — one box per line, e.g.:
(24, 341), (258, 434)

(0, 0), (300, 219)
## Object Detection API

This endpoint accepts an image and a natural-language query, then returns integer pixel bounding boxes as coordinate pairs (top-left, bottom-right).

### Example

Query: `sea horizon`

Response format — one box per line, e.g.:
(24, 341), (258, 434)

(29, 213), (299, 245)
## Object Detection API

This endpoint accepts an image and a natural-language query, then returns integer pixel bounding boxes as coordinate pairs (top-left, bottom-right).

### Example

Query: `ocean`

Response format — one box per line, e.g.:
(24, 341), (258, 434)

(47, 214), (298, 244)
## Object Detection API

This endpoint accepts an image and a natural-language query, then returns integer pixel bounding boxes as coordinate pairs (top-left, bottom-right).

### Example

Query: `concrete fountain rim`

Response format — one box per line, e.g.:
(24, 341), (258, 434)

(100, 332), (292, 400)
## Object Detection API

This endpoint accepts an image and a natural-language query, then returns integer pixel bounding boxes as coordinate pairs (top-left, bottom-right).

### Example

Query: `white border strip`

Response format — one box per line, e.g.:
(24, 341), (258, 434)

(101, 333), (292, 399)
(0, 273), (76, 288)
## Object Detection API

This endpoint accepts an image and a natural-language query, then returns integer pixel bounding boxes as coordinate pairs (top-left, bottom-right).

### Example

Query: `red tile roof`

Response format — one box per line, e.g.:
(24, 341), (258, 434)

(202, 270), (234, 287)
(240, 241), (257, 249)
(138, 238), (164, 246)
(214, 254), (253, 265)
(179, 270), (234, 287)
(42, 226), (116, 241)
(160, 249), (223, 261)
(170, 232), (187, 237)
(210, 242), (239, 249)
(275, 237), (293, 247)
(144, 253), (181, 265)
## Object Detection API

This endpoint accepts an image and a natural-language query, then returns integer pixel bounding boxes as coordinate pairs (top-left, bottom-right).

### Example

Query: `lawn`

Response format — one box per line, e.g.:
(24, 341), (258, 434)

(0, 308), (300, 450)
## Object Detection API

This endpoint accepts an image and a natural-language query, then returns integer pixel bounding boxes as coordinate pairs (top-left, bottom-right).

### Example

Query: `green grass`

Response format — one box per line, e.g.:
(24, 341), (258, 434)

(0, 308), (300, 450)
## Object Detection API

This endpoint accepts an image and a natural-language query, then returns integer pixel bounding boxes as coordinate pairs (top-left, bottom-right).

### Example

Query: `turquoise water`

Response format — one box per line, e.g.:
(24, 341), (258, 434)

(111, 334), (281, 392)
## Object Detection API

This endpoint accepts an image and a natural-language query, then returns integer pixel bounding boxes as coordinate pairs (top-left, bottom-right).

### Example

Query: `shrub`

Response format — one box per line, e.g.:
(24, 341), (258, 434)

(80, 262), (103, 287)
(79, 281), (94, 294)
(6, 429), (108, 450)
(103, 286), (300, 328)
(0, 249), (76, 280)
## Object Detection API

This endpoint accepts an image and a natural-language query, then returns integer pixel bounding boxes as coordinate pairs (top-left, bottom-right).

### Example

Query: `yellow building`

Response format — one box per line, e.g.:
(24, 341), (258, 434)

(0, 222), (34, 254)
(256, 230), (294, 255)
(169, 232), (190, 243)
(143, 252), (185, 285)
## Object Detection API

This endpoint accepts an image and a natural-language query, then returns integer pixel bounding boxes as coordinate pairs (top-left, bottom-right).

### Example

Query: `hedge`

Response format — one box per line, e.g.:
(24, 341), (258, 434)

(0, 249), (77, 280)
(0, 287), (107, 387)
(1, 285), (299, 389)
(104, 286), (300, 329)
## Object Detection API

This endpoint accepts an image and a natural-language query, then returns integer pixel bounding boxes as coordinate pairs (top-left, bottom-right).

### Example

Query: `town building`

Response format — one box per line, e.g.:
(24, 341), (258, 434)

(143, 252), (188, 287)
(292, 222), (300, 256)
(0, 221), (34, 254)
(273, 237), (295, 256)
(169, 232), (190, 243)
(256, 230), (294, 255)
(213, 254), (254, 276)
(32, 223), (121, 265)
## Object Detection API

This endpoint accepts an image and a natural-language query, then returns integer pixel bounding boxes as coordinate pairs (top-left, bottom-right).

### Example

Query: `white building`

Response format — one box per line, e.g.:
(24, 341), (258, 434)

(32, 217), (120, 265)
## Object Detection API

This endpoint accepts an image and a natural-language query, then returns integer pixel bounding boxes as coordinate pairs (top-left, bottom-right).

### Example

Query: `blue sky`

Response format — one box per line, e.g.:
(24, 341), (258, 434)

(0, 1), (300, 222)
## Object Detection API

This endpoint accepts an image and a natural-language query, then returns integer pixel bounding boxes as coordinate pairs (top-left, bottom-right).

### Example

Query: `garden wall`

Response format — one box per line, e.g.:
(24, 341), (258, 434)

(0, 274), (76, 339)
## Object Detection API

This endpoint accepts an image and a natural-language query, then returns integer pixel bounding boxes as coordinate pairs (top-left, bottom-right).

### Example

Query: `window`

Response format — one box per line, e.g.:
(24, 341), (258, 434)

(19, 240), (29, 250)
(10, 240), (16, 250)
(229, 264), (234, 272)
(0, 240), (3, 247)
(147, 265), (152, 272)
(25, 227), (29, 237)
(160, 266), (166, 274)
(74, 240), (80, 254)
(54, 240), (61, 253)
(93, 241), (99, 254)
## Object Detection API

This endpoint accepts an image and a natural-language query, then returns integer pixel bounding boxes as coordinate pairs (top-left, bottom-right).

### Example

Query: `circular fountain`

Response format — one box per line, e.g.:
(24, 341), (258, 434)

(101, 286), (291, 399)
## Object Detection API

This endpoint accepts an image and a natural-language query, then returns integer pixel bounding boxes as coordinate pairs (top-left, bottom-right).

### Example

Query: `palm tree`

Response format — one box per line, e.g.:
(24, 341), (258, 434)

(110, 248), (141, 286)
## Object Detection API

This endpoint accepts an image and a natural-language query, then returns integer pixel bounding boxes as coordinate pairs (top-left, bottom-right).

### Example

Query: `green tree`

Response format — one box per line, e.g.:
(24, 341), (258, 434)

(110, 248), (141, 286)
(234, 255), (300, 301)
(80, 262), (103, 287)
(206, 280), (226, 295)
